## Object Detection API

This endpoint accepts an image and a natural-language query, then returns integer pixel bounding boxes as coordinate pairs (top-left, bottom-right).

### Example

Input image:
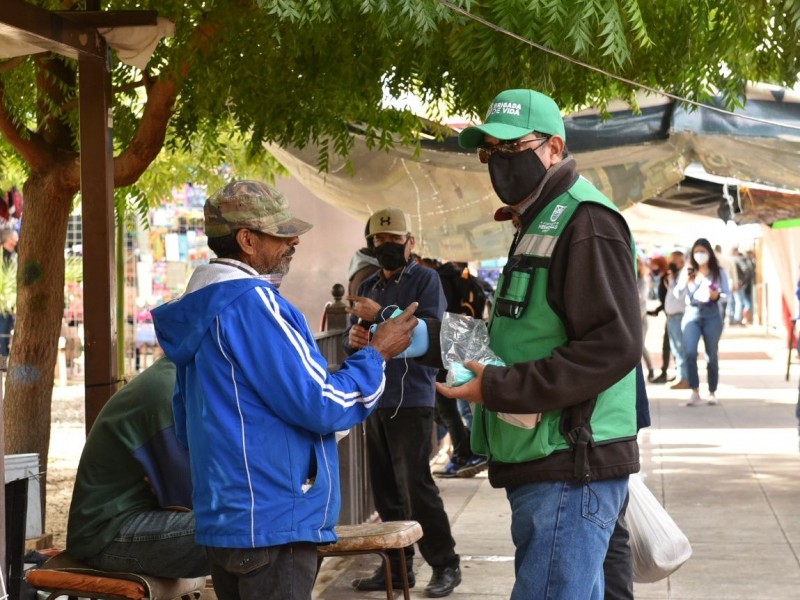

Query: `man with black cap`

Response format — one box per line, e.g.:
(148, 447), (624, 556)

(346, 207), (462, 597)
(437, 90), (642, 599)
(152, 181), (418, 600)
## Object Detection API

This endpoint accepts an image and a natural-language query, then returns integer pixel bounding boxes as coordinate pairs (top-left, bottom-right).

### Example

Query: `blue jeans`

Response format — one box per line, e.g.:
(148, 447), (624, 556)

(665, 313), (687, 381)
(87, 510), (209, 578)
(730, 289), (745, 323)
(506, 476), (629, 600)
(742, 285), (753, 314)
(682, 304), (723, 392)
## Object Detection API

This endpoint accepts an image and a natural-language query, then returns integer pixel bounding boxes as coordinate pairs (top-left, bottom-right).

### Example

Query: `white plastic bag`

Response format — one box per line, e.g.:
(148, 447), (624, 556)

(627, 473), (692, 583)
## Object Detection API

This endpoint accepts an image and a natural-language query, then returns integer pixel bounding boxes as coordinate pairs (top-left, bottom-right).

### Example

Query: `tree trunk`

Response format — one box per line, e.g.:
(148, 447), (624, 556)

(3, 166), (77, 530)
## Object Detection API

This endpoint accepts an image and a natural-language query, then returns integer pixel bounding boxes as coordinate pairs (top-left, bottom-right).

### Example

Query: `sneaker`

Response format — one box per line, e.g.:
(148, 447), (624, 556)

(686, 391), (702, 406)
(352, 564), (415, 591)
(425, 565), (461, 597)
(456, 455), (488, 478)
(670, 380), (690, 390)
(707, 393), (718, 405)
(433, 459), (459, 479)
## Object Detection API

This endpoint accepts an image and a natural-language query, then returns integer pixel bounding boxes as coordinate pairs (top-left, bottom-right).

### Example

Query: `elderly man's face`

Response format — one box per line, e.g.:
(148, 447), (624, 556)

(241, 229), (299, 276)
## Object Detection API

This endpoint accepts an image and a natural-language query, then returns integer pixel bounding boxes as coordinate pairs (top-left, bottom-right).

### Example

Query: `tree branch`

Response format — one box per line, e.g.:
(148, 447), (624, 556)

(37, 77), (146, 135)
(0, 80), (58, 173)
(0, 57), (27, 73)
(112, 12), (223, 187)
(113, 74), (180, 187)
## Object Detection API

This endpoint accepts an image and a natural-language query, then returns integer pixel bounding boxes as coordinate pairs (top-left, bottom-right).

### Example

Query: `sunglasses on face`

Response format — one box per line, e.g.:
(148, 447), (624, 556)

(477, 136), (550, 164)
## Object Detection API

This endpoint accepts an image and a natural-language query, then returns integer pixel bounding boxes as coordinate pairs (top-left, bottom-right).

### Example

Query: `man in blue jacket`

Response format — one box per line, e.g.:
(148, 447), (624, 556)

(346, 208), (461, 598)
(152, 181), (417, 600)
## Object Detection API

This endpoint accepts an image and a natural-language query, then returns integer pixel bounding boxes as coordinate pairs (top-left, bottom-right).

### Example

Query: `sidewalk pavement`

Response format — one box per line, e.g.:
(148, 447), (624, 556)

(313, 323), (800, 599)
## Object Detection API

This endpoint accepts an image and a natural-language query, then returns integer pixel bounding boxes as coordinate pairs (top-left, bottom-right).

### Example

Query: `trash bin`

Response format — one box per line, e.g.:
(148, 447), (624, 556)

(4, 454), (41, 539)
(5, 453), (40, 600)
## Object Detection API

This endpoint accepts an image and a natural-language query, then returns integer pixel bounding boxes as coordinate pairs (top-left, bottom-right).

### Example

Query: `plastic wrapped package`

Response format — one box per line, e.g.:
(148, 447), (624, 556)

(439, 312), (541, 429)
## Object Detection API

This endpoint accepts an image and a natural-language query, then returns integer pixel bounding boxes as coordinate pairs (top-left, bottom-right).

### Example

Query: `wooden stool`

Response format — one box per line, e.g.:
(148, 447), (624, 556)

(318, 520), (423, 600)
(25, 552), (206, 600)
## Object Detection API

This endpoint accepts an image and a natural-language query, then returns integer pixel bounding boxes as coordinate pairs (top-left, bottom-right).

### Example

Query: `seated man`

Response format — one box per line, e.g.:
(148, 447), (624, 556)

(66, 357), (209, 578)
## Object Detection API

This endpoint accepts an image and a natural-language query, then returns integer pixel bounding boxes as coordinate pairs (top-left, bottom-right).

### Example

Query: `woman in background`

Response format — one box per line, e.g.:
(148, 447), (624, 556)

(637, 253), (656, 381)
(675, 238), (730, 406)
(646, 255), (671, 383)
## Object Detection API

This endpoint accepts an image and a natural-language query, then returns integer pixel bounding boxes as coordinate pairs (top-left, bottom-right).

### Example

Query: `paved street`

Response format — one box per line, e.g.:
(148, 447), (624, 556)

(314, 323), (800, 599)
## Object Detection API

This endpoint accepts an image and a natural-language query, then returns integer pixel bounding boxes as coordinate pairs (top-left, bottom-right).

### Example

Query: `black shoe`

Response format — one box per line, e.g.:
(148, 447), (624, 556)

(425, 565), (461, 597)
(652, 371), (667, 384)
(647, 369), (655, 382)
(352, 564), (415, 591)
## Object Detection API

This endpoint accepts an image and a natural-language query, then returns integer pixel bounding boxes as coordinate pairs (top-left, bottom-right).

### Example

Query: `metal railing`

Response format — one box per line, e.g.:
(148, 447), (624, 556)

(314, 284), (375, 525)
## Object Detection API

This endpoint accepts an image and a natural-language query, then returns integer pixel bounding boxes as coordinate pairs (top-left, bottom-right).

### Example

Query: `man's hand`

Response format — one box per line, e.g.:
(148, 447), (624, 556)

(346, 295), (382, 323)
(435, 360), (486, 404)
(348, 323), (370, 350)
(370, 302), (419, 360)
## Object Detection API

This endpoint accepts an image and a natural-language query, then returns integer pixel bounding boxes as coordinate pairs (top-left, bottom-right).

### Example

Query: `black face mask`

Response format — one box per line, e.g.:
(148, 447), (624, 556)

(488, 148), (548, 206)
(374, 240), (408, 271)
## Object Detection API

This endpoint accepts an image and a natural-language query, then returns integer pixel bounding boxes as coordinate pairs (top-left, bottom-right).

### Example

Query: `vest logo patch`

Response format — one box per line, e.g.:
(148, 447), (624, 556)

(538, 204), (568, 232)
(550, 204), (567, 222)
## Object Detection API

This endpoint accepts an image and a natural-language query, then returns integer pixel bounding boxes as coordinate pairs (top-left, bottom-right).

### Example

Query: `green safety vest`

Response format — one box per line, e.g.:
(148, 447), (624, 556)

(472, 178), (637, 473)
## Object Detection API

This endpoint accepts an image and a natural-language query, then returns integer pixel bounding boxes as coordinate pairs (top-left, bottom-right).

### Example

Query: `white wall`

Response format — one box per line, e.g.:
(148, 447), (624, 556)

(275, 178), (366, 332)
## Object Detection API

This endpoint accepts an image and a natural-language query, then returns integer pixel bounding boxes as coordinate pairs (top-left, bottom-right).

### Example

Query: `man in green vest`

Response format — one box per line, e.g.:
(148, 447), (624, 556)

(437, 89), (642, 600)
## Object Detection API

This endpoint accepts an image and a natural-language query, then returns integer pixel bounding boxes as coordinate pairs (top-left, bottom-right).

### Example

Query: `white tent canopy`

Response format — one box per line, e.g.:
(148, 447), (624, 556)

(271, 84), (800, 262)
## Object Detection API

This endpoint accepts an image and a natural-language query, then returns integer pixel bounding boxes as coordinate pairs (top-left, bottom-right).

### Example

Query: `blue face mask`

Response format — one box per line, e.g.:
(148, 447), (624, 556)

(488, 148), (548, 206)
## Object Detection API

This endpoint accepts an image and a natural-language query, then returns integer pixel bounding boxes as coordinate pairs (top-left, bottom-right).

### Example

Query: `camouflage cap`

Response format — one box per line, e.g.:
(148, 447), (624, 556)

(204, 180), (312, 238)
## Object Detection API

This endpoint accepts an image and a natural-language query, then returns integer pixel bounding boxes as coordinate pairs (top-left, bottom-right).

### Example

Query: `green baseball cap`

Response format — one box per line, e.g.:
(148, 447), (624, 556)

(458, 89), (566, 149)
(204, 180), (312, 238)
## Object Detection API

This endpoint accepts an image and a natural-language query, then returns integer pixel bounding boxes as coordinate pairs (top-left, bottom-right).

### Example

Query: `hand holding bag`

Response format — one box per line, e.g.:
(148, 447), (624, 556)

(627, 473), (692, 583)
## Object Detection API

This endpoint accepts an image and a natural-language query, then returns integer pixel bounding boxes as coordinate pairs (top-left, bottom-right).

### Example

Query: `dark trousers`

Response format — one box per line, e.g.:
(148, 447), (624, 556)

(660, 325), (671, 372)
(365, 407), (458, 569)
(206, 543), (317, 600)
(0, 313), (13, 356)
(434, 392), (472, 461)
(603, 492), (633, 600)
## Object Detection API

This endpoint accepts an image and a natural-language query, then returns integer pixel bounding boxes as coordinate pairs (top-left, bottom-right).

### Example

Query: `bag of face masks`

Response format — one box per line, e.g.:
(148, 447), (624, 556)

(439, 313), (540, 428)
(439, 312), (503, 385)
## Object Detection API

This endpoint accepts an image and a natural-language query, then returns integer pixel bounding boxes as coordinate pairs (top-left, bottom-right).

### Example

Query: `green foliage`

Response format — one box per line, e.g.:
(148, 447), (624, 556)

(129, 127), (287, 226)
(2, 0), (800, 176)
(65, 256), (83, 284)
(0, 259), (15, 317)
(0, 138), (28, 189)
